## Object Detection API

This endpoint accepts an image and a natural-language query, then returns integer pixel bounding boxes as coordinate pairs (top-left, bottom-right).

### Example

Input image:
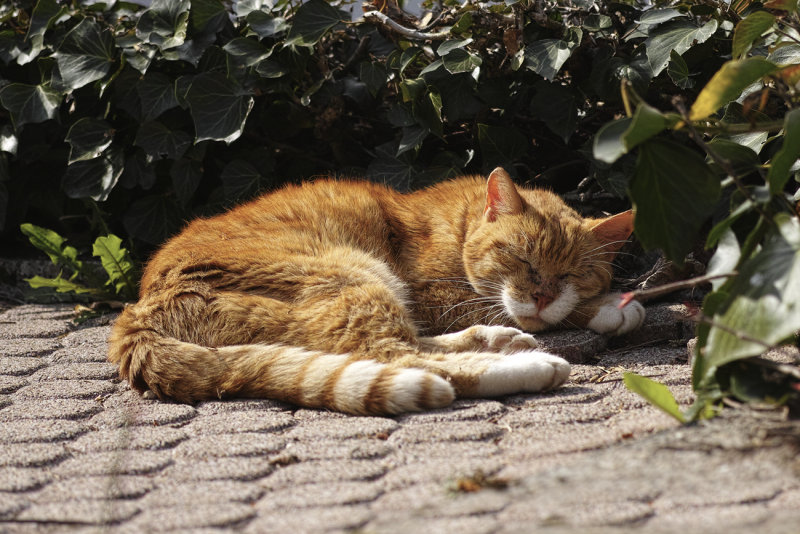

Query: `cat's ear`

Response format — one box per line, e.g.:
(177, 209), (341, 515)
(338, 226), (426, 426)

(589, 210), (634, 251)
(484, 168), (523, 222)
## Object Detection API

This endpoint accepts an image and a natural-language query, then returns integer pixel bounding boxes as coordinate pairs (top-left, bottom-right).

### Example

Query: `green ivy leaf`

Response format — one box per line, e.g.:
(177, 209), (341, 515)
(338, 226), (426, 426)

(123, 195), (183, 245)
(592, 103), (677, 164)
(530, 81), (577, 143)
(184, 72), (254, 144)
(62, 148), (124, 202)
(478, 123), (528, 172)
(442, 48), (482, 74)
(221, 159), (263, 201)
(667, 49), (693, 89)
(285, 0), (342, 47)
(644, 19), (718, 76)
(223, 37), (271, 67)
(630, 139), (721, 262)
(623, 372), (686, 423)
(246, 11), (289, 39)
(767, 109), (800, 195)
(136, 0), (191, 50)
(54, 18), (116, 90)
(0, 83), (61, 129)
(523, 37), (580, 81)
(191, 0), (229, 35)
(65, 118), (114, 164)
(690, 57), (779, 120)
(397, 125), (429, 156)
(170, 157), (204, 207)
(92, 234), (137, 300)
(593, 118), (632, 164)
(25, 0), (64, 62)
(134, 121), (192, 160)
(359, 62), (388, 96)
(136, 72), (180, 121)
(732, 11), (775, 59)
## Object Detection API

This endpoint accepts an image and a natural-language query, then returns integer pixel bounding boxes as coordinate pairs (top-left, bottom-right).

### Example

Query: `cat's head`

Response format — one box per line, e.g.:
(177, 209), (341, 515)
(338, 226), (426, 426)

(463, 168), (634, 332)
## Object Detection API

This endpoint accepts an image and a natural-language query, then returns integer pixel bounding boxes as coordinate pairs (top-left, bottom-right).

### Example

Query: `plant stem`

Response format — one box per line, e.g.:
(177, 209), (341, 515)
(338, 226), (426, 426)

(620, 271), (737, 305)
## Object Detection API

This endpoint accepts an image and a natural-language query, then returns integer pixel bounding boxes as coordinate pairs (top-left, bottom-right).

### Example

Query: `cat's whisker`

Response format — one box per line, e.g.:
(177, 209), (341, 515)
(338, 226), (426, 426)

(580, 239), (631, 257)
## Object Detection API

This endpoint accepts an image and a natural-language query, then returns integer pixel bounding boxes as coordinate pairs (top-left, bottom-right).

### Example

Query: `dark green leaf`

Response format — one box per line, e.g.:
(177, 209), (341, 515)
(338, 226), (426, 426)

(1, 124), (19, 156)
(623, 372), (686, 423)
(223, 37), (271, 67)
(123, 195), (183, 245)
(706, 138), (760, 178)
(246, 11), (289, 39)
(583, 14), (612, 31)
(191, 0), (228, 35)
(134, 121), (192, 160)
(221, 159), (263, 201)
(285, 0), (342, 47)
(92, 234), (137, 299)
(62, 148), (124, 202)
(254, 59), (288, 78)
(0, 83), (61, 128)
(530, 81), (577, 143)
(26, 0), (64, 60)
(732, 11), (775, 59)
(667, 49), (693, 89)
(630, 139), (721, 262)
(767, 109), (800, 195)
(639, 8), (686, 25)
(121, 150), (157, 190)
(25, 274), (97, 295)
(0, 182), (7, 232)
(184, 72), (254, 144)
(478, 123), (528, 171)
(136, 72), (180, 121)
(359, 61), (388, 96)
(622, 103), (677, 148)
(54, 18), (116, 90)
(524, 38), (579, 80)
(170, 157), (204, 207)
(593, 118), (631, 164)
(442, 48), (482, 74)
(136, 0), (191, 50)
(438, 39), (473, 56)
(65, 118), (114, 164)
(644, 19), (718, 76)
(397, 125), (428, 156)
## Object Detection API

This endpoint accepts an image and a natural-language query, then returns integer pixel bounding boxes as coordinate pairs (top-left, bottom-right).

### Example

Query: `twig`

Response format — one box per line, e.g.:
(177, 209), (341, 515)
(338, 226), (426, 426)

(363, 11), (451, 41)
(619, 272), (737, 306)
(695, 312), (776, 350)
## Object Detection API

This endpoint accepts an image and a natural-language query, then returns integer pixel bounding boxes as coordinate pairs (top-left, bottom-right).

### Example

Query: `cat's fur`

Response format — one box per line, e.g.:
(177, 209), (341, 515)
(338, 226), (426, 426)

(108, 168), (645, 415)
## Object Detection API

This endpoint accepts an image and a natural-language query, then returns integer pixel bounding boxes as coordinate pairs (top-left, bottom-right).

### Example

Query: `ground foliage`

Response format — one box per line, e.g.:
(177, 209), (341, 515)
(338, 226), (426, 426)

(1, 0), (799, 415)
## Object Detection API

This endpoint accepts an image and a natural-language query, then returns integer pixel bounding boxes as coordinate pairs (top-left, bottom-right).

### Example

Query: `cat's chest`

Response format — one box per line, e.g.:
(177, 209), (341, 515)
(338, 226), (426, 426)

(408, 281), (508, 335)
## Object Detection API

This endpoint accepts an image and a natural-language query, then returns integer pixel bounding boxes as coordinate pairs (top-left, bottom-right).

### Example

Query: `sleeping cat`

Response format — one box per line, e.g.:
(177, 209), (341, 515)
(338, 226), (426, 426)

(108, 168), (645, 415)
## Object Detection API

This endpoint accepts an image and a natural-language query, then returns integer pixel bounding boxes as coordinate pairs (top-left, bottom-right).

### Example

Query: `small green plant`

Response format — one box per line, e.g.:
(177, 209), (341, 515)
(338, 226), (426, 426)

(20, 223), (137, 302)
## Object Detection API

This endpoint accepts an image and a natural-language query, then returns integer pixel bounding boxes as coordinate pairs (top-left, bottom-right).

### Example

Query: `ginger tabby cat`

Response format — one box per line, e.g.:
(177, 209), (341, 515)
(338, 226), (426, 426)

(108, 168), (645, 415)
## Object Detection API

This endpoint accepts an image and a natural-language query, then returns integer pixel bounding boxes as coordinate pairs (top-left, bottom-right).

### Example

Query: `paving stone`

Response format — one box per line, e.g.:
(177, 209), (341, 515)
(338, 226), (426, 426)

(0, 376), (27, 394)
(285, 417), (398, 441)
(0, 493), (30, 518)
(69, 426), (188, 453)
(0, 467), (52, 491)
(34, 476), (155, 501)
(244, 504), (373, 533)
(368, 514), (499, 534)
(0, 319), (72, 340)
(55, 450), (173, 477)
(31, 362), (117, 381)
(381, 458), (506, 490)
(612, 303), (695, 349)
(0, 337), (60, 357)
(167, 456), (273, 482)
(282, 439), (394, 461)
(256, 480), (384, 509)
(49, 345), (109, 363)
(195, 398), (293, 414)
(173, 432), (285, 458)
(0, 419), (87, 443)
(129, 503), (254, 531)
(394, 440), (501, 461)
(396, 399), (507, 424)
(61, 325), (112, 347)
(89, 403), (198, 428)
(535, 328), (607, 363)
(13, 379), (116, 400)
(0, 304), (74, 320)
(263, 460), (387, 489)
(185, 411), (296, 435)
(387, 421), (505, 444)
(141, 480), (264, 506)
(500, 498), (654, 527)
(0, 443), (70, 467)
(0, 395), (11, 409)
(0, 357), (48, 376)
(0, 399), (103, 421)
(15, 500), (141, 525)
(373, 482), (509, 517)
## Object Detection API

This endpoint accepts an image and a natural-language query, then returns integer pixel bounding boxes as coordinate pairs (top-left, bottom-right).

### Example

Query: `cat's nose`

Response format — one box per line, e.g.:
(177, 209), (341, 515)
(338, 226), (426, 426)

(532, 293), (554, 309)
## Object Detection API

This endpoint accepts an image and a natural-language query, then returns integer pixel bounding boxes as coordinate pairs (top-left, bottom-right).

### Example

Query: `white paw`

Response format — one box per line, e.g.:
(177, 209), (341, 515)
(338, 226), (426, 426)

(586, 295), (645, 335)
(476, 351), (570, 396)
(472, 325), (539, 353)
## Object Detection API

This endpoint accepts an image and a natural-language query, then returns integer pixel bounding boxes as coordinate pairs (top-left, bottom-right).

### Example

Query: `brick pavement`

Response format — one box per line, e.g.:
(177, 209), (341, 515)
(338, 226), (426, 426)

(1, 302), (799, 533)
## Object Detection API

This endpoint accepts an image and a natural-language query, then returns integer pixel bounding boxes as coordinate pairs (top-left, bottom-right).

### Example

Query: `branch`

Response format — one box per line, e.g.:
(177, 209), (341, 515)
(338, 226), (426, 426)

(619, 271), (737, 306)
(363, 11), (451, 41)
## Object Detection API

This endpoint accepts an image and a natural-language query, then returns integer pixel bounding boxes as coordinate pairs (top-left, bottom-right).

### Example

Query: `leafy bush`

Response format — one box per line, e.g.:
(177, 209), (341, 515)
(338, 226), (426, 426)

(1, 0), (798, 413)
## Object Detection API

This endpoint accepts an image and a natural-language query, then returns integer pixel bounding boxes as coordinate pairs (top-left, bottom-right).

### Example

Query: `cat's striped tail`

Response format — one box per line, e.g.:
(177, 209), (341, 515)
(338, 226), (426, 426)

(107, 326), (455, 415)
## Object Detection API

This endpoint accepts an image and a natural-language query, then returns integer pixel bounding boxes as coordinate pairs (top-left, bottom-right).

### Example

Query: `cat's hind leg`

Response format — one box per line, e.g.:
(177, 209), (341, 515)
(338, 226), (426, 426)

(419, 325), (539, 353)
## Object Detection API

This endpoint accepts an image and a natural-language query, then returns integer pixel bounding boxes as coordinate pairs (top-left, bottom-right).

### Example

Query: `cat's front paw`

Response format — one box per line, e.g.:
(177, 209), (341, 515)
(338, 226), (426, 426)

(586, 294), (645, 336)
(476, 351), (570, 396)
(471, 325), (539, 353)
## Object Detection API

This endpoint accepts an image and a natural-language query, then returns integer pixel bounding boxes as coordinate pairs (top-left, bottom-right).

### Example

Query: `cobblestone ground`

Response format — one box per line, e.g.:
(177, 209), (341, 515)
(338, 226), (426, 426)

(1, 302), (799, 533)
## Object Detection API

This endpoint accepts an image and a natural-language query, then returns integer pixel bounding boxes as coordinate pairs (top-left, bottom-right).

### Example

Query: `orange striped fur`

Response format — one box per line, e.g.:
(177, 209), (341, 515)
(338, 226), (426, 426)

(108, 168), (644, 415)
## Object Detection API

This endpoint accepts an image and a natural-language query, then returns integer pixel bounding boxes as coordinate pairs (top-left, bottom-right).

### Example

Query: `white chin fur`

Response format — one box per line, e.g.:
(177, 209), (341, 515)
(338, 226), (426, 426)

(502, 284), (579, 326)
